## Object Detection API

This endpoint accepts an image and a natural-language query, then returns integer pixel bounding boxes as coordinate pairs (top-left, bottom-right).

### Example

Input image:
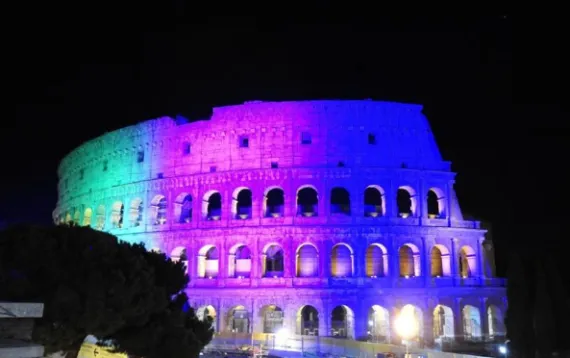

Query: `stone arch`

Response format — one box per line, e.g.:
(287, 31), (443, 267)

(197, 245), (219, 278)
(296, 243), (319, 277)
(226, 305), (249, 333)
(397, 186), (417, 218)
(150, 195), (167, 225)
(296, 185), (318, 217)
(196, 305), (217, 332)
(399, 243), (421, 277)
(232, 187), (253, 219)
(170, 246), (188, 273)
(368, 305), (390, 342)
(330, 243), (354, 277)
(296, 305), (319, 336)
(228, 244), (252, 278)
(331, 305), (355, 338)
(174, 193), (192, 224)
(395, 304), (424, 343)
(202, 190), (222, 220)
(73, 209), (80, 225)
(111, 201), (124, 228)
(487, 304), (505, 339)
(330, 187), (351, 215)
(366, 243), (388, 277)
(95, 204), (105, 230)
(364, 185), (385, 217)
(264, 186), (284, 217)
(430, 244), (451, 277)
(459, 245), (477, 278)
(262, 243), (284, 277)
(462, 304), (482, 339)
(82, 207), (92, 226)
(129, 197), (143, 227)
(427, 187), (446, 218)
(260, 305), (284, 334)
(433, 304), (454, 340)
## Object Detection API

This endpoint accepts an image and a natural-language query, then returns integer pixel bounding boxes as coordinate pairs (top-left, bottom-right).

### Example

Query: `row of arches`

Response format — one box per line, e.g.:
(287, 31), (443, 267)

(195, 303), (505, 342)
(57, 184), (449, 228)
(166, 242), (478, 279)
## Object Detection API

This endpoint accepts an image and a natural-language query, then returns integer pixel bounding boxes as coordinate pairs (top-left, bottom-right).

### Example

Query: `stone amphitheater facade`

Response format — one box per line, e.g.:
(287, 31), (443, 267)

(54, 100), (506, 347)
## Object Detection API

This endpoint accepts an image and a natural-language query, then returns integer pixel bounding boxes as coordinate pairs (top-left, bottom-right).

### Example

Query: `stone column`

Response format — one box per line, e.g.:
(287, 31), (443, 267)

(477, 237), (486, 285)
(450, 238), (458, 286)
(479, 297), (488, 341)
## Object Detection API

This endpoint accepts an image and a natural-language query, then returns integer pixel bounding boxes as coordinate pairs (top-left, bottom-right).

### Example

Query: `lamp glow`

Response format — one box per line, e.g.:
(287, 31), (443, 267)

(394, 306), (419, 340)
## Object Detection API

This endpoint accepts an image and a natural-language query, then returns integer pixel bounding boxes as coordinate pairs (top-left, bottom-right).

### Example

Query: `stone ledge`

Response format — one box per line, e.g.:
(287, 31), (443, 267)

(0, 303), (44, 318)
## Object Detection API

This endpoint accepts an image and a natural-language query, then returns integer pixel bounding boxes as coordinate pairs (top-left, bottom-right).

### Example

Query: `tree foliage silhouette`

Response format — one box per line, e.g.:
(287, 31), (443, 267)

(0, 224), (213, 358)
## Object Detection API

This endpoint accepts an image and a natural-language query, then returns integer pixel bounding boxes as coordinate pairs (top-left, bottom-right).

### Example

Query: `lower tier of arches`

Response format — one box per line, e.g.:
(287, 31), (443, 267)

(188, 287), (506, 348)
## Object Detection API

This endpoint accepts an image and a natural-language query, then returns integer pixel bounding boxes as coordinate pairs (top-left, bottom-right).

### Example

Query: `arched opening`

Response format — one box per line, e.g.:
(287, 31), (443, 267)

(462, 305), (482, 339)
(296, 186), (318, 217)
(397, 186), (416, 218)
(263, 244), (284, 277)
(171, 246), (188, 273)
(95, 205), (105, 230)
(65, 212), (72, 224)
(395, 305), (423, 343)
(296, 244), (319, 277)
(150, 195), (168, 225)
(174, 193), (192, 224)
(296, 305), (319, 336)
(433, 305), (454, 340)
(227, 306), (249, 333)
(129, 198), (143, 227)
(261, 305), (284, 334)
(487, 305), (505, 339)
(111, 201), (124, 228)
(83, 207), (92, 226)
(364, 185), (385, 217)
(399, 244), (421, 277)
(368, 305), (390, 342)
(459, 246), (477, 278)
(427, 188), (446, 218)
(331, 243), (354, 278)
(430, 245), (451, 277)
(197, 245), (219, 278)
(264, 187), (284, 217)
(331, 305), (355, 338)
(366, 244), (388, 277)
(73, 209), (80, 225)
(233, 187), (253, 219)
(330, 187), (351, 215)
(228, 244), (252, 278)
(203, 191), (222, 221)
(197, 305), (217, 332)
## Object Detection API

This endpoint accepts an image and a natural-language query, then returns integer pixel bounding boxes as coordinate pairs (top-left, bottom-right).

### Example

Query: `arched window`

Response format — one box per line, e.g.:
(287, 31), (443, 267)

(297, 186), (318, 217)
(330, 187), (351, 215)
(264, 187), (284, 217)
(364, 186), (385, 217)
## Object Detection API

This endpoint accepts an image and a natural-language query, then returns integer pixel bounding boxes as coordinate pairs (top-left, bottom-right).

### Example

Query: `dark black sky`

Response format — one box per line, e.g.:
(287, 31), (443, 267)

(0, 13), (531, 274)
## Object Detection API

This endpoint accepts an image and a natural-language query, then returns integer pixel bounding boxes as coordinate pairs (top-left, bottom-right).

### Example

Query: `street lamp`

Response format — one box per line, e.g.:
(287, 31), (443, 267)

(394, 306), (419, 357)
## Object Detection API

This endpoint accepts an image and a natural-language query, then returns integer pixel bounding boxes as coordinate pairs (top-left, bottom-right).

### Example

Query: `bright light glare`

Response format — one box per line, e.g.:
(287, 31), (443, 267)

(394, 305), (419, 340)
(498, 345), (507, 354)
(275, 328), (290, 346)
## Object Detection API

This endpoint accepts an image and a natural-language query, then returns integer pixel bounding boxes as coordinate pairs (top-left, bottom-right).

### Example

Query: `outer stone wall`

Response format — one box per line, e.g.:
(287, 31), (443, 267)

(54, 100), (506, 349)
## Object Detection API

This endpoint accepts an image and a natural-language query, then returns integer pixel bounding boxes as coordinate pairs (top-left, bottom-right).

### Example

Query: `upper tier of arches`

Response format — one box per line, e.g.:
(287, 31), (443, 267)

(56, 100), (451, 202)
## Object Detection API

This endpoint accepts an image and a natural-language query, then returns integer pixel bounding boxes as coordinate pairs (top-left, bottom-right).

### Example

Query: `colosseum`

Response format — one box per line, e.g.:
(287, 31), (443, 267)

(54, 100), (506, 352)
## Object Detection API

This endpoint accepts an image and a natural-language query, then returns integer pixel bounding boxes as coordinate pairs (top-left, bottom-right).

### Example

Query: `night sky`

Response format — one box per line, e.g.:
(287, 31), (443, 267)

(0, 14), (530, 275)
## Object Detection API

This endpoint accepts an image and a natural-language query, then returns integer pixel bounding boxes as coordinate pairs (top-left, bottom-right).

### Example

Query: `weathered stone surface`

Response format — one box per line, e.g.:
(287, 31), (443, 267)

(53, 100), (506, 345)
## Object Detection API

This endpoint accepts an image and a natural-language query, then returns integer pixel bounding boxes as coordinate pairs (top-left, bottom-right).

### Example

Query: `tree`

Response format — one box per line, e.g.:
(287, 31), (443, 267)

(0, 224), (213, 358)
